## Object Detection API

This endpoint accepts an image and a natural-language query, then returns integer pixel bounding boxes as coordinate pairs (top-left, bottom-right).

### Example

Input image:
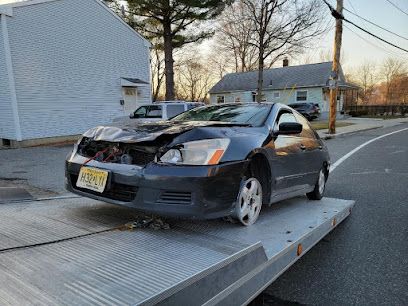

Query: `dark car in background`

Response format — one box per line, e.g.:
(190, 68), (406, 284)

(288, 103), (320, 121)
(66, 103), (330, 226)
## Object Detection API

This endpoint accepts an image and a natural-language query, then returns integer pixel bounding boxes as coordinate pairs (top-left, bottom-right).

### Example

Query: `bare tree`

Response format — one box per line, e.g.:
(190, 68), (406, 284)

(175, 55), (212, 102)
(150, 45), (166, 101)
(242, 0), (327, 102)
(351, 62), (377, 103)
(207, 47), (235, 80)
(215, 1), (259, 72)
(318, 49), (331, 62)
(380, 58), (406, 103)
(393, 74), (408, 104)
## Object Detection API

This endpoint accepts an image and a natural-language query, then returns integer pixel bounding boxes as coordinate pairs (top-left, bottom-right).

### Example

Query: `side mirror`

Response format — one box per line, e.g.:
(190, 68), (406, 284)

(129, 113), (135, 119)
(278, 122), (302, 135)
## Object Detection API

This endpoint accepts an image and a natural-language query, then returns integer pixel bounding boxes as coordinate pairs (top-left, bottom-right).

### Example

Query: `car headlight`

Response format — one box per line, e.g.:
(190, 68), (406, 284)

(160, 138), (230, 165)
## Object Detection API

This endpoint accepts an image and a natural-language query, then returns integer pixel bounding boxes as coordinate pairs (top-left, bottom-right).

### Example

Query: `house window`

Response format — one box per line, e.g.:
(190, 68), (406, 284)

(124, 87), (136, 96)
(252, 92), (257, 102)
(273, 92), (280, 99)
(296, 90), (307, 101)
(216, 96), (225, 104)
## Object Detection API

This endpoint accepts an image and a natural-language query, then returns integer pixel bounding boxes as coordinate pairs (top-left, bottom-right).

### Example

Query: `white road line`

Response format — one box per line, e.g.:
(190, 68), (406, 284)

(330, 127), (408, 173)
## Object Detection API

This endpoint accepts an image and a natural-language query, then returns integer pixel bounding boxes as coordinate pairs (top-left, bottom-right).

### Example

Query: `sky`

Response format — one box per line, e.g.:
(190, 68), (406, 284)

(299, 0), (408, 71)
(1, 0), (407, 72)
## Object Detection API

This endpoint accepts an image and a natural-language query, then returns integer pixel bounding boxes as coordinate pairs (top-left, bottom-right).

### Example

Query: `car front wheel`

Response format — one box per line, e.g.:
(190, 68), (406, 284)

(234, 177), (263, 226)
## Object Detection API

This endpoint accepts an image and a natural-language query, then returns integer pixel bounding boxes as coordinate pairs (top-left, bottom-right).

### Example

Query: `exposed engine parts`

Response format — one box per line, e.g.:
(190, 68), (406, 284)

(77, 137), (159, 166)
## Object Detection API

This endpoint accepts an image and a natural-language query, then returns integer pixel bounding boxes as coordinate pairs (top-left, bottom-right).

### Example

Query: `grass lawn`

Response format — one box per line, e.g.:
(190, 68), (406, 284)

(311, 121), (354, 130)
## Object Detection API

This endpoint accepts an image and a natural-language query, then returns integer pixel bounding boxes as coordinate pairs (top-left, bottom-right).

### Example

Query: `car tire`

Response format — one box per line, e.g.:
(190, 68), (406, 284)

(234, 177), (263, 226)
(307, 168), (327, 200)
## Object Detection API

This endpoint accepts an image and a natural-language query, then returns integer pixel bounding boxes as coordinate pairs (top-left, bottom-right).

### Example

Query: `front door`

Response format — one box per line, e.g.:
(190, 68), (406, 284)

(294, 112), (323, 187)
(123, 87), (138, 115)
(270, 111), (304, 194)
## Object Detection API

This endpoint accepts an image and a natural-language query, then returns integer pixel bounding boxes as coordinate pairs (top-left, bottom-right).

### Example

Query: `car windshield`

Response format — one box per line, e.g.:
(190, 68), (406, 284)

(170, 104), (272, 126)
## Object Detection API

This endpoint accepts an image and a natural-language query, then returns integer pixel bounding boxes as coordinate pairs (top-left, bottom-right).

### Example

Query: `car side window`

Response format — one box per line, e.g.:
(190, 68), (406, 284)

(273, 111), (298, 134)
(133, 106), (148, 117)
(146, 105), (163, 118)
(294, 113), (316, 139)
(166, 104), (185, 118)
(276, 111), (297, 127)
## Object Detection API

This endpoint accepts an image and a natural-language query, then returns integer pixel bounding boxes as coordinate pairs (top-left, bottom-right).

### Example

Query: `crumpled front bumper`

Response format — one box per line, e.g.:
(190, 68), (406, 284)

(65, 153), (248, 219)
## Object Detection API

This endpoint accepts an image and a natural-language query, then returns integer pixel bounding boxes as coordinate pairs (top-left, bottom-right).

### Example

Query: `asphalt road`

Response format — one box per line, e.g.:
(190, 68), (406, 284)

(259, 123), (408, 305)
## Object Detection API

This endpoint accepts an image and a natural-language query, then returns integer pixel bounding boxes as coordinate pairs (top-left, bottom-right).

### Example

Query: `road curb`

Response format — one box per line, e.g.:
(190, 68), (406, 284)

(319, 126), (383, 140)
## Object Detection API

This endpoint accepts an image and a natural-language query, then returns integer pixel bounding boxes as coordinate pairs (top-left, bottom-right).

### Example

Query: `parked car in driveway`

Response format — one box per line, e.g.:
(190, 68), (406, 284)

(66, 103), (330, 225)
(113, 101), (204, 125)
(288, 102), (320, 121)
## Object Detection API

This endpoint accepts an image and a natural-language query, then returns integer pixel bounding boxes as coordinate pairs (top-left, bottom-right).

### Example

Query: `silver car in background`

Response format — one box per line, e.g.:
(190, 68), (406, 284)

(113, 101), (204, 125)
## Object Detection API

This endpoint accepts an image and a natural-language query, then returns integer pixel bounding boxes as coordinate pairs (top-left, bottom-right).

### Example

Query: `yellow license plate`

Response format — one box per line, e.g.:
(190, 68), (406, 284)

(76, 167), (108, 193)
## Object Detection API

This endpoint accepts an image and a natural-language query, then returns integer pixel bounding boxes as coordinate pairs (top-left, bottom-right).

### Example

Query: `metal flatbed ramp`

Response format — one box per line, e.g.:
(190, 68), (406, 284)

(0, 196), (354, 306)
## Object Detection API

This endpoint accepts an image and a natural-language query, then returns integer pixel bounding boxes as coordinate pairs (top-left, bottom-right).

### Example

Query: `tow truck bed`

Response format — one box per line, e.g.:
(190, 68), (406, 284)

(0, 196), (353, 305)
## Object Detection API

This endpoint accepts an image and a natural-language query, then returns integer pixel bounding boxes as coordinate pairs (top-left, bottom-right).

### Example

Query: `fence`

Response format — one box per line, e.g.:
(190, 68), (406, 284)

(345, 104), (408, 117)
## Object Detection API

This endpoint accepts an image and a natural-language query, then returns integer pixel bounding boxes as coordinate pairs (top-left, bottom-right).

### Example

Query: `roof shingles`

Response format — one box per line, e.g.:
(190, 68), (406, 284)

(209, 62), (346, 93)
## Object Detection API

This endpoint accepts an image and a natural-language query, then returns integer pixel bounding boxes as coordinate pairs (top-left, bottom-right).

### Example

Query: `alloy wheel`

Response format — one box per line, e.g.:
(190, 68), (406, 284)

(318, 169), (326, 195)
(235, 178), (262, 226)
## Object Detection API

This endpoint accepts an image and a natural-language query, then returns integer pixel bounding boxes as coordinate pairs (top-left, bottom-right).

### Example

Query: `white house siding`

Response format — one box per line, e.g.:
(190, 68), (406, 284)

(0, 14), (16, 140)
(6, 0), (150, 140)
(264, 87), (325, 107)
(210, 91), (253, 104)
(210, 87), (343, 116)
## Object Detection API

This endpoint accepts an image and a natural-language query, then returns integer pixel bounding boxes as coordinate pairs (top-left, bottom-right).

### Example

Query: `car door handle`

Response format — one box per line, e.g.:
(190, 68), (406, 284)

(300, 144), (306, 151)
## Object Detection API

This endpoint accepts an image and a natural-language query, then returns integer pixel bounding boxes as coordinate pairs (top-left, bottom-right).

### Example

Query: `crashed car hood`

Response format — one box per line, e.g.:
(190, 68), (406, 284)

(82, 121), (249, 143)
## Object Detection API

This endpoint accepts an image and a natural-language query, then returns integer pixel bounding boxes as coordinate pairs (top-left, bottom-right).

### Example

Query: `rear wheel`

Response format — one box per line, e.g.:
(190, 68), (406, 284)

(234, 178), (263, 226)
(307, 168), (327, 200)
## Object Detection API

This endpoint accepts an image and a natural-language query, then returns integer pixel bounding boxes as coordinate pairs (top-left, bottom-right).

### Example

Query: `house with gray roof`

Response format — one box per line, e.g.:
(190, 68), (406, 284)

(0, 0), (151, 147)
(209, 61), (358, 118)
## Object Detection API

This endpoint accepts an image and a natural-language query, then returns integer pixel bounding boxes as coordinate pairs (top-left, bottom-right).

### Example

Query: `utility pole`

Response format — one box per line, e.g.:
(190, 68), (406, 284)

(328, 0), (343, 134)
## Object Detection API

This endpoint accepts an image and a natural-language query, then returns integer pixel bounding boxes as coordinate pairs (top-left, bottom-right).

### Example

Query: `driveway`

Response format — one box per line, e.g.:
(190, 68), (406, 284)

(0, 145), (72, 197)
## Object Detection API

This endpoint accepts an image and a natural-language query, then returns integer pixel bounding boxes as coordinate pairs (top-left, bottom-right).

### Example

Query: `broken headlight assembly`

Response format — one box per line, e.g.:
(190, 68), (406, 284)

(159, 138), (230, 165)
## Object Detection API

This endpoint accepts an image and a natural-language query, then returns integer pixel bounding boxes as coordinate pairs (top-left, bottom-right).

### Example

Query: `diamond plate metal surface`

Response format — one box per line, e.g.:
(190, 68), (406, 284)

(0, 196), (354, 305)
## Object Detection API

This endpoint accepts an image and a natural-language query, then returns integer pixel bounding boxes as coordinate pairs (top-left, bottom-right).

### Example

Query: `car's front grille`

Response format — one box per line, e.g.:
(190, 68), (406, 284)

(156, 191), (192, 205)
(70, 174), (138, 202)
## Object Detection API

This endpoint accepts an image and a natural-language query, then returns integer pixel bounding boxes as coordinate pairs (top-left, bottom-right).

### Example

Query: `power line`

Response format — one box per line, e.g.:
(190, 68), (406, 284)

(345, 18), (408, 53)
(346, 0), (358, 14)
(384, 0), (408, 16)
(344, 24), (403, 57)
(344, 7), (408, 41)
(322, 0), (408, 53)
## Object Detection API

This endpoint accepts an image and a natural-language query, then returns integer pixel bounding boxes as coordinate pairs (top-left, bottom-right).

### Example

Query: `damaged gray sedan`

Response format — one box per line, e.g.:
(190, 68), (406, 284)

(65, 103), (330, 225)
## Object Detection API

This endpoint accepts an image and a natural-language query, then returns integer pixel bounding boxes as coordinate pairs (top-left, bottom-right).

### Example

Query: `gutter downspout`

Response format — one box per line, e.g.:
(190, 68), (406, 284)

(1, 10), (22, 141)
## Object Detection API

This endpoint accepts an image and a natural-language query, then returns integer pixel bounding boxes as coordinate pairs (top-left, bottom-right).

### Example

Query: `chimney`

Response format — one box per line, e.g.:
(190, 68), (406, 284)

(283, 57), (289, 67)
